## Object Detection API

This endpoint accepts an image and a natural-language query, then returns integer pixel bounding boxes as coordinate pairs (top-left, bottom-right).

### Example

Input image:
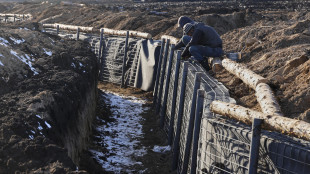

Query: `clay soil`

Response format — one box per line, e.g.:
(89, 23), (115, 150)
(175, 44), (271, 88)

(0, 0), (310, 173)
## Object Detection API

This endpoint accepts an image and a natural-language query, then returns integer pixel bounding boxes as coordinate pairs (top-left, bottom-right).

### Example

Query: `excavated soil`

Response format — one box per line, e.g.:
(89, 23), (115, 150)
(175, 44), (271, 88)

(2, 1), (308, 119)
(0, 1), (310, 173)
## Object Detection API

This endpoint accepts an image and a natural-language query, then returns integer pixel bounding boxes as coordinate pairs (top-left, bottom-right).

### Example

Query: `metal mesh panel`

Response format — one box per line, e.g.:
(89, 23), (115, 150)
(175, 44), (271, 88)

(163, 51), (178, 135)
(173, 63), (185, 141)
(258, 133), (310, 174)
(177, 69), (196, 173)
(125, 40), (141, 87)
(100, 37), (125, 84)
(197, 118), (251, 174)
(100, 36), (140, 86)
(155, 43), (170, 107)
(159, 45), (172, 114)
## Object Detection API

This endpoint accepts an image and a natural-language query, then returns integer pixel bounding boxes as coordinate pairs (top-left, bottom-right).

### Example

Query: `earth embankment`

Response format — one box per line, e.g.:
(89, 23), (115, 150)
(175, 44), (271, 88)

(0, 1), (309, 173)
(0, 23), (98, 173)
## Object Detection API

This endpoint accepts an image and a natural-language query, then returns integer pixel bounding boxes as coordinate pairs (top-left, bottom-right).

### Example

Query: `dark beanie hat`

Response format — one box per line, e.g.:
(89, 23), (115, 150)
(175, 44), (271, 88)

(178, 16), (194, 28)
(183, 23), (194, 34)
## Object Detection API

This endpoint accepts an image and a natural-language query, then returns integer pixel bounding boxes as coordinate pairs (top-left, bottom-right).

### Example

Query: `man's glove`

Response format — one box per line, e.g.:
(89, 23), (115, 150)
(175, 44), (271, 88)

(181, 46), (190, 59)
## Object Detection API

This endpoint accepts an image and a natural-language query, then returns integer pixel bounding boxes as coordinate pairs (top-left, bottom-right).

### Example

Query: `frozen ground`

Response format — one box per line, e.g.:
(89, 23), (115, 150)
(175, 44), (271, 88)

(90, 90), (149, 173)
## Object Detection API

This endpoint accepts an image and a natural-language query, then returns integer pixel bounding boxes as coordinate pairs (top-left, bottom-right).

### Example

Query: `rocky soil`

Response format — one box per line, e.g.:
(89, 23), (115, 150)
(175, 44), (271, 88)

(0, 0), (310, 173)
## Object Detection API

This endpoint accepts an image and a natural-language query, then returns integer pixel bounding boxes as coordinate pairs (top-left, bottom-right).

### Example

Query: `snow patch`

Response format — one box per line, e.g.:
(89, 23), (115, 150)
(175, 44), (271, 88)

(150, 11), (168, 15)
(0, 60), (4, 66)
(29, 135), (34, 139)
(10, 37), (25, 44)
(19, 27), (30, 31)
(71, 63), (76, 68)
(0, 37), (9, 47)
(90, 90), (147, 173)
(152, 145), (171, 153)
(45, 121), (51, 128)
(43, 48), (52, 56)
(38, 122), (43, 131)
(10, 50), (38, 75)
(35, 115), (42, 119)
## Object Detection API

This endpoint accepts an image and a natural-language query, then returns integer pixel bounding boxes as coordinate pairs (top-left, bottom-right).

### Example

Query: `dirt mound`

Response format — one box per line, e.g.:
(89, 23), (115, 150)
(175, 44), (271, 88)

(0, 22), (97, 173)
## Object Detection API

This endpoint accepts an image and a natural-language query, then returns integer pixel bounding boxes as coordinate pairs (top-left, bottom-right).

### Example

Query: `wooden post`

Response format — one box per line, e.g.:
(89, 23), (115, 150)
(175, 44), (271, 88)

(13, 15), (15, 22)
(156, 39), (170, 114)
(121, 31), (129, 88)
(168, 50), (182, 145)
(76, 27), (80, 40)
(160, 44), (176, 128)
(172, 62), (189, 171)
(153, 38), (165, 105)
(56, 25), (59, 35)
(23, 14), (24, 20)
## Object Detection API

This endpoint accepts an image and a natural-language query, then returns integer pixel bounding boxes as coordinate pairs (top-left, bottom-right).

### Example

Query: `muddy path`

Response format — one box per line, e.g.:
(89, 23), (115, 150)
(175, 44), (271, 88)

(81, 82), (173, 174)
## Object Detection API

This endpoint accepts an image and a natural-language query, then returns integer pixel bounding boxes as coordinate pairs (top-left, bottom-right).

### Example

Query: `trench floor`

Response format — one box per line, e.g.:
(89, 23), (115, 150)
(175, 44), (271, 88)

(87, 82), (173, 174)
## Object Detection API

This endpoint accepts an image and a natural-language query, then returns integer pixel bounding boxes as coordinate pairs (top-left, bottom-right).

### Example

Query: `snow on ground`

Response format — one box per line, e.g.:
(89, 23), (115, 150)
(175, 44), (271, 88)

(45, 121), (51, 128)
(152, 145), (171, 153)
(10, 37), (25, 44)
(0, 37), (9, 47)
(10, 50), (38, 75)
(90, 90), (148, 174)
(43, 48), (52, 56)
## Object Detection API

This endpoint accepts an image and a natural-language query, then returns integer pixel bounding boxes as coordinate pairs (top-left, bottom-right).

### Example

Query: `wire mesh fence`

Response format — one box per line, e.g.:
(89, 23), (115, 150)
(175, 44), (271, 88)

(99, 36), (141, 86)
(152, 40), (310, 174)
(42, 29), (310, 174)
(258, 132), (310, 174)
(163, 50), (179, 136)
(197, 118), (252, 174)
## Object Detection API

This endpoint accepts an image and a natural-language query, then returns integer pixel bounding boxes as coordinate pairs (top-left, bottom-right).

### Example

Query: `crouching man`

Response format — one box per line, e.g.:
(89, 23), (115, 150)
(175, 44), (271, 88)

(175, 23), (224, 70)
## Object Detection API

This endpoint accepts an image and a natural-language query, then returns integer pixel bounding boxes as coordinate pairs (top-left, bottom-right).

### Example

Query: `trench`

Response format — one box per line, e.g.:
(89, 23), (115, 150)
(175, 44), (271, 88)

(84, 83), (172, 173)
(41, 27), (310, 174)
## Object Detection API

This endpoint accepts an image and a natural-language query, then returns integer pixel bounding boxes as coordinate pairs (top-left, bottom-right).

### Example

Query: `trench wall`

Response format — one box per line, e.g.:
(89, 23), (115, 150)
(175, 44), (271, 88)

(44, 27), (310, 174)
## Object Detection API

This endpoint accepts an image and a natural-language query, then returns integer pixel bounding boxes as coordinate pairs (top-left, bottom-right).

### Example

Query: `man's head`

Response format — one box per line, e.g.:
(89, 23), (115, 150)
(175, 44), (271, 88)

(178, 16), (194, 28)
(183, 23), (194, 36)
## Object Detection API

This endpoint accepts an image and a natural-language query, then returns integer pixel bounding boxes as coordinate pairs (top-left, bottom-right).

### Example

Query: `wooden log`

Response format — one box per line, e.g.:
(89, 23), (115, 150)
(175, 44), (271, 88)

(43, 23), (94, 32)
(42, 23), (55, 28)
(210, 100), (310, 141)
(161, 35), (179, 45)
(256, 83), (283, 116)
(0, 13), (32, 18)
(101, 28), (152, 39)
(222, 58), (268, 89)
(210, 57), (223, 72)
